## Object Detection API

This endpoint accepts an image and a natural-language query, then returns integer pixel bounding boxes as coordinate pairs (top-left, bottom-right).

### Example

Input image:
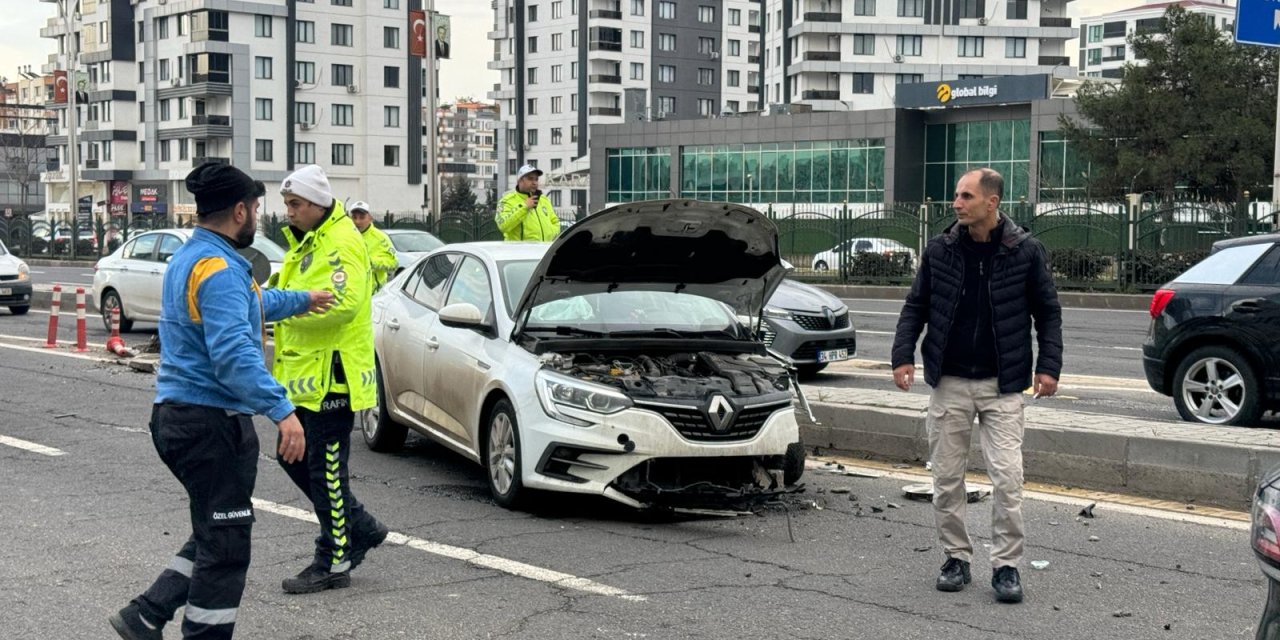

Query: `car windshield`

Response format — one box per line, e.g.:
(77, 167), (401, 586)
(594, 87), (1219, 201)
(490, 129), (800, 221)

(389, 231), (445, 253)
(252, 234), (287, 261)
(499, 260), (539, 316)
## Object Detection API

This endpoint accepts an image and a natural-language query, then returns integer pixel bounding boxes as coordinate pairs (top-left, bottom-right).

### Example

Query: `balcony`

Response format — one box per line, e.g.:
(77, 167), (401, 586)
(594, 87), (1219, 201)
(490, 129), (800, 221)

(193, 156), (230, 166)
(588, 74), (621, 84)
(1039, 17), (1072, 28)
(748, 55), (762, 64)
(1038, 55), (1070, 66)
(589, 41), (623, 52)
(588, 107), (622, 116)
(46, 159), (60, 172)
(159, 74), (233, 100)
(85, 158), (99, 169)
(83, 120), (100, 131)
(1102, 54), (1126, 62)
(804, 51), (841, 61)
(589, 9), (622, 19)
(802, 89), (839, 100)
(193, 114), (231, 126)
(748, 24), (762, 33)
(748, 85), (761, 94)
(803, 12), (842, 22)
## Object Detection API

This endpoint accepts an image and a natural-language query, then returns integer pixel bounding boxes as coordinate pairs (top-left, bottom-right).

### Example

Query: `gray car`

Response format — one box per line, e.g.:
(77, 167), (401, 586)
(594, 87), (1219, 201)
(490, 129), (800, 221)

(760, 279), (857, 378)
(382, 228), (445, 275)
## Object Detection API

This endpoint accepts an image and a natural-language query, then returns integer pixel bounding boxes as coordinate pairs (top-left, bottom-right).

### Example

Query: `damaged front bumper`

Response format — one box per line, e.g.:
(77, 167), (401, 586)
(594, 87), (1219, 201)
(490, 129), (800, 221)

(609, 456), (804, 511)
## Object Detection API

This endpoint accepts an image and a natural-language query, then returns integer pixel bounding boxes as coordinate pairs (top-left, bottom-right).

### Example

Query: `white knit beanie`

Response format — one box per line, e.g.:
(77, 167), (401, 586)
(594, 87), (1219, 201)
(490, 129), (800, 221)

(280, 165), (334, 209)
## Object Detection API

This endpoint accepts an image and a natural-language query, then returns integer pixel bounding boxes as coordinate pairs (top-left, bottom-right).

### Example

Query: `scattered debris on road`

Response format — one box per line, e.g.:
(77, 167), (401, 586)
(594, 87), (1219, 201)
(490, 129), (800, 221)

(1079, 503), (1097, 518)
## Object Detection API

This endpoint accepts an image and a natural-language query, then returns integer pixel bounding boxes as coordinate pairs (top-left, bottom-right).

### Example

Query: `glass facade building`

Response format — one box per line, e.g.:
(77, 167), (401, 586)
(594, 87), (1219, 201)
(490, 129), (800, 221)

(679, 141), (886, 204)
(923, 120), (1032, 202)
(605, 147), (673, 203)
(1037, 132), (1091, 200)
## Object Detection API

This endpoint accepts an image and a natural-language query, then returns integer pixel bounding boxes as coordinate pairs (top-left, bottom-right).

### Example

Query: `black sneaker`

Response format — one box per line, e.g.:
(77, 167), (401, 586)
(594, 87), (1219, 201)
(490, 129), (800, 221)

(349, 521), (390, 571)
(992, 566), (1024, 603)
(282, 563), (351, 595)
(936, 558), (971, 592)
(108, 603), (163, 640)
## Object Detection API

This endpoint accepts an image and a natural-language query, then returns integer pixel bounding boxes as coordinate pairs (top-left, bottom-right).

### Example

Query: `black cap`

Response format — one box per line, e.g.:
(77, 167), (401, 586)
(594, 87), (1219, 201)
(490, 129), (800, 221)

(185, 162), (266, 216)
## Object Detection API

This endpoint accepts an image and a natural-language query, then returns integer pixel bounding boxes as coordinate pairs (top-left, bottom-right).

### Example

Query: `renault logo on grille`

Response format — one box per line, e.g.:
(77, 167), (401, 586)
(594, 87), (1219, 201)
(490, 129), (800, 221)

(706, 394), (736, 433)
(823, 306), (835, 326)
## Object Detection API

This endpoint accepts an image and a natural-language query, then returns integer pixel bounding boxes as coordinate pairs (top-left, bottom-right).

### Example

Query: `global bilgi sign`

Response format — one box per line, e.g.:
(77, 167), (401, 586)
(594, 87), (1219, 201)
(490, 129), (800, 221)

(896, 74), (1049, 109)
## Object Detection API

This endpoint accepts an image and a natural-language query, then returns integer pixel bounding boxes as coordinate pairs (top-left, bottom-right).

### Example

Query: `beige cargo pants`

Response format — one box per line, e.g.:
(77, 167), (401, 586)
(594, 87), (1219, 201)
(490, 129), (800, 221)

(927, 375), (1026, 568)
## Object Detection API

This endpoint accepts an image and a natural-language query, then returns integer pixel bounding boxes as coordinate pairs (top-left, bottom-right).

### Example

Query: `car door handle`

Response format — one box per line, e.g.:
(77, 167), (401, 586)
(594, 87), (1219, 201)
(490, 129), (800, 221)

(386, 318), (400, 330)
(425, 337), (440, 351)
(1232, 300), (1263, 314)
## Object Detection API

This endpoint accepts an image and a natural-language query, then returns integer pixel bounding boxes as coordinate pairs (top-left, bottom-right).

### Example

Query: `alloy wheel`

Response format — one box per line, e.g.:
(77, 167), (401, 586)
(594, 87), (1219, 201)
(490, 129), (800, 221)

(1180, 356), (1247, 425)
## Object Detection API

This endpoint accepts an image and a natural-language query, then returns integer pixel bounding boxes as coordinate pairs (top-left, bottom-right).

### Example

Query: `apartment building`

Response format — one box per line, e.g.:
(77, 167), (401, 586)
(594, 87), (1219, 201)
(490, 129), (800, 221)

(39, 0), (431, 222)
(1, 74), (54, 219)
(436, 100), (499, 203)
(1077, 0), (1236, 79)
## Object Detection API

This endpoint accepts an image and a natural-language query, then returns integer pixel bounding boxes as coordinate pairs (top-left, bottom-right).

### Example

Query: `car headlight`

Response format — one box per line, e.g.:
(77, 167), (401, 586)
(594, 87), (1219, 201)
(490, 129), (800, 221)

(763, 306), (792, 320)
(16, 262), (29, 281)
(536, 369), (632, 425)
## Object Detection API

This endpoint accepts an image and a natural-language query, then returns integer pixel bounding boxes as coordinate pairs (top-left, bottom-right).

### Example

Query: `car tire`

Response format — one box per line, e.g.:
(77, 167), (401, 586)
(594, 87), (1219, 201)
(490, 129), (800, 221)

(783, 441), (806, 486)
(9, 305), (29, 315)
(100, 289), (134, 333)
(361, 360), (407, 452)
(1172, 345), (1263, 426)
(796, 363), (828, 379)
(485, 398), (528, 510)
(814, 260), (829, 271)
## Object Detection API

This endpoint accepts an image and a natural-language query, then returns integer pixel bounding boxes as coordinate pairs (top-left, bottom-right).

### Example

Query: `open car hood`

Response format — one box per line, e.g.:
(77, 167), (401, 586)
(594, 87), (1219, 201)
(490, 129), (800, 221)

(513, 199), (786, 326)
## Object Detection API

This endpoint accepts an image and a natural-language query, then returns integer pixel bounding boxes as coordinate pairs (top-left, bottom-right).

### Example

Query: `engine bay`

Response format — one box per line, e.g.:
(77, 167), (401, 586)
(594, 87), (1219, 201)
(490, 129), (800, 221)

(541, 351), (792, 399)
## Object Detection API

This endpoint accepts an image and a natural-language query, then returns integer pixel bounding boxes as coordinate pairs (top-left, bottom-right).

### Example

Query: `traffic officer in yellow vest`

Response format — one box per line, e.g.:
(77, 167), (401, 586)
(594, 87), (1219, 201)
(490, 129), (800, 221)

(348, 200), (397, 292)
(273, 165), (389, 594)
(496, 163), (561, 241)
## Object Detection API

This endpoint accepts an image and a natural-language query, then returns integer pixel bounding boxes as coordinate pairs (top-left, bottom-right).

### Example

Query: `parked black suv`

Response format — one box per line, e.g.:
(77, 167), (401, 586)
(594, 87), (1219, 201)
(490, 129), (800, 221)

(1142, 233), (1280, 426)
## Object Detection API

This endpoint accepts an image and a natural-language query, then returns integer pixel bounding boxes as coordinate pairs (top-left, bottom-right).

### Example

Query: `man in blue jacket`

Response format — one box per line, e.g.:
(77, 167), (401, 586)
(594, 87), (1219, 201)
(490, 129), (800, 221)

(109, 163), (333, 640)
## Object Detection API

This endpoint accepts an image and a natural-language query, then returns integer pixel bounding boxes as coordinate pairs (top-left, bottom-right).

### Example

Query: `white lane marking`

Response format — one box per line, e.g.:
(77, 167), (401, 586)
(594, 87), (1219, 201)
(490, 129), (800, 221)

(849, 310), (900, 316)
(0, 435), (66, 456)
(859, 330), (894, 336)
(812, 461), (1248, 531)
(840, 298), (1151, 314)
(0, 340), (116, 363)
(252, 498), (647, 602)
(0, 333), (78, 346)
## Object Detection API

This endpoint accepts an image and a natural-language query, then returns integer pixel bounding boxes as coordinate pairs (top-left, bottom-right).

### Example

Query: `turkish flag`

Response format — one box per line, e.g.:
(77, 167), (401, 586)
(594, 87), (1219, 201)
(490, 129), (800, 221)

(409, 10), (427, 58)
(53, 70), (68, 104)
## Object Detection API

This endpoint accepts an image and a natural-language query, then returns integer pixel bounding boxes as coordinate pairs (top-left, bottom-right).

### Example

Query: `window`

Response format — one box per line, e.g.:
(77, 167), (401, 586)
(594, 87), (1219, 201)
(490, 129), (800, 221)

(958, 36), (984, 57)
(407, 253), (459, 310)
(699, 37), (716, 54)
(156, 234), (182, 262)
(256, 139), (274, 162)
(1088, 25), (1103, 43)
(551, 127), (563, 144)
(729, 9), (741, 25)
(177, 139), (187, 161)
(1006, 0), (1027, 20)
(658, 65), (675, 83)
(552, 95), (564, 112)
(297, 62), (316, 84)
(295, 142), (316, 164)
(553, 33), (563, 50)
(332, 104), (354, 126)
(384, 66), (400, 88)
(527, 129), (538, 146)
(332, 64), (354, 86)
(160, 99), (171, 121)
(296, 102), (315, 124)
(658, 96), (675, 115)
(571, 125), (578, 142)
(698, 68), (714, 85)
(1087, 48), (1102, 65)
(897, 35), (922, 56)
(160, 139), (171, 162)
(297, 20), (315, 43)
(729, 40), (741, 56)
(177, 99), (185, 119)
(898, 0), (923, 17)
(852, 72), (874, 94)
(697, 98), (714, 116)
(384, 27), (399, 49)
(138, 20), (144, 42)
(630, 30), (644, 48)
(698, 5), (715, 22)
(1005, 37), (1026, 58)
(528, 4), (538, 21)
(332, 143), (354, 165)
(384, 105), (400, 127)
(157, 16), (169, 39)
(571, 62), (577, 79)
(551, 64), (562, 82)
(443, 256), (491, 313)
(552, 1), (562, 19)
(896, 73), (924, 83)
(958, 0), (980, 19)
(571, 93), (578, 110)
(332, 23), (353, 46)
(658, 1), (675, 19)
(632, 0), (644, 15)
(159, 58), (170, 81)
(658, 33), (676, 51)
(727, 70), (740, 86)
(255, 15), (272, 37)
(527, 98), (538, 115)
(384, 145), (400, 167)
(1173, 244), (1271, 285)
(255, 56), (272, 79)
(853, 34), (875, 55)
(125, 235), (159, 260)
(256, 98), (273, 120)
(528, 36), (538, 53)
(385, 0), (400, 8)
(332, 0), (352, 5)
(854, 0), (875, 16)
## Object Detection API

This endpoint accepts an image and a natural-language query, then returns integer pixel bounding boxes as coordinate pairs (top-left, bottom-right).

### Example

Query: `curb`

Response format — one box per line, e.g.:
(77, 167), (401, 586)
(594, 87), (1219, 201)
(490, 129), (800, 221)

(811, 284), (1151, 311)
(799, 402), (1272, 510)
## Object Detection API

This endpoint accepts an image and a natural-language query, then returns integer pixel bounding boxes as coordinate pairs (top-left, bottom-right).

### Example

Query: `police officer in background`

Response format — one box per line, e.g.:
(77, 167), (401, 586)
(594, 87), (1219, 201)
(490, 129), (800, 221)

(273, 165), (389, 594)
(348, 200), (398, 292)
(495, 164), (561, 241)
(110, 163), (333, 640)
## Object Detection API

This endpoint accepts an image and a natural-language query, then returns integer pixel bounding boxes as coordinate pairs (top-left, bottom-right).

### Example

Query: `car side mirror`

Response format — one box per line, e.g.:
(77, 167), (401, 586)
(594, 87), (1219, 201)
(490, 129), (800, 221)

(439, 302), (490, 331)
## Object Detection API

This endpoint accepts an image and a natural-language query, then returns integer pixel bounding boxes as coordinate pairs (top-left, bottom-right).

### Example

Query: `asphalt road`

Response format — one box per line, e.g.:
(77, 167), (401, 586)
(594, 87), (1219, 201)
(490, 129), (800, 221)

(0, 332), (1268, 639)
(27, 263), (98, 289)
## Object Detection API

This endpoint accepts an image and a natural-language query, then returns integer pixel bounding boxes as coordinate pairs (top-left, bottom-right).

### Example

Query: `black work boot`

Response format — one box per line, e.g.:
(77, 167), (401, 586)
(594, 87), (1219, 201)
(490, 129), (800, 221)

(992, 566), (1024, 603)
(936, 557), (972, 592)
(282, 563), (351, 595)
(350, 521), (390, 571)
(108, 603), (163, 640)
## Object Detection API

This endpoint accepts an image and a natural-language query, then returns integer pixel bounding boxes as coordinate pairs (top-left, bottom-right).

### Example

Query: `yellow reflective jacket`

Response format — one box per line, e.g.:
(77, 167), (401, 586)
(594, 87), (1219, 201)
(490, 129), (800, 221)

(272, 200), (377, 412)
(495, 190), (560, 242)
(361, 223), (398, 292)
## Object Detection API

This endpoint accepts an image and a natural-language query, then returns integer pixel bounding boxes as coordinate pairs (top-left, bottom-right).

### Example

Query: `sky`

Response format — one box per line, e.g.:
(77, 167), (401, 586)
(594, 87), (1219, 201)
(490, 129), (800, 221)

(0, 0), (1204, 97)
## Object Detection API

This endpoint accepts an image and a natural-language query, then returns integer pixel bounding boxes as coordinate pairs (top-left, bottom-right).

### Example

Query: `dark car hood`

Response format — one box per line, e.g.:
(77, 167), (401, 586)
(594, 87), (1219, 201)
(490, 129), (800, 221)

(514, 199), (785, 322)
(769, 278), (845, 312)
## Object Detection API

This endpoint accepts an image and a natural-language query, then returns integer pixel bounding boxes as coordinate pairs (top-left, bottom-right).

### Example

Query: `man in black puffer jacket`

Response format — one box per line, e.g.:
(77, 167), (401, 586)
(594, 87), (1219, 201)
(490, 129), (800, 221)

(891, 167), (1063, 605)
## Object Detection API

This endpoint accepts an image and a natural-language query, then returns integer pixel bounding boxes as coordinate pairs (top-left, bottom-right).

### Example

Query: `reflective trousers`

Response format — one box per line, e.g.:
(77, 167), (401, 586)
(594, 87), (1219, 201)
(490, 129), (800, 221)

(133, 403), (258, 639)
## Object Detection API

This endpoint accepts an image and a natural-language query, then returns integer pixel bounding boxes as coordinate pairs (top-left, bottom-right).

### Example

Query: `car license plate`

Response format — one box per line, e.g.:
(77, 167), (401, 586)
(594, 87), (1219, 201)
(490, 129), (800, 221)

(817, 348), (849, 363)
(0, 288), (10, 296)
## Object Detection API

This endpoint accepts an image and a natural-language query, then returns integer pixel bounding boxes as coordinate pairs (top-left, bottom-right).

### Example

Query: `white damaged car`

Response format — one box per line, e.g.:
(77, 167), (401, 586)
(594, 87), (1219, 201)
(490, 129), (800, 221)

(360, 199), (808, 510)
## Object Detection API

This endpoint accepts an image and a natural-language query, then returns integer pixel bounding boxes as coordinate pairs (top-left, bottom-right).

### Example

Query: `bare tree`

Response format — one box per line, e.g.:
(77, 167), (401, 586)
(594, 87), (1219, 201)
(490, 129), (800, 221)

(0, 105), (51, 254)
